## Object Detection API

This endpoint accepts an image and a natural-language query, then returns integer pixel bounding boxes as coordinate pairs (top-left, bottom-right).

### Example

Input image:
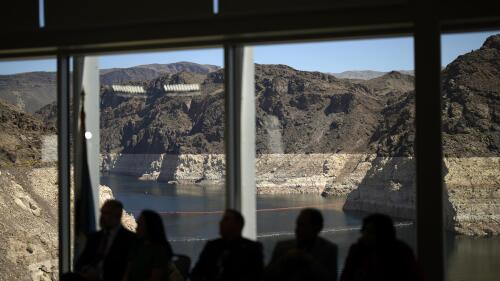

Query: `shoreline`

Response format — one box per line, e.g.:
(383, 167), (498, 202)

(101, 153), (500, 236)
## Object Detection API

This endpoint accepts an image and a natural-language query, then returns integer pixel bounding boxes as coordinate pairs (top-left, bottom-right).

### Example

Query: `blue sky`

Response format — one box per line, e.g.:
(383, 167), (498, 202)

(0, 30), (498, 75)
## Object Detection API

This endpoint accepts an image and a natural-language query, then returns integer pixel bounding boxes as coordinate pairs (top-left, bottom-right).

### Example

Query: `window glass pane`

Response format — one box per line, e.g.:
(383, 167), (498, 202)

(441, 31), (500, 281)
(252, 37), (416, 274)
(98, 49), (225, 262)
(0, 58), (59, 280)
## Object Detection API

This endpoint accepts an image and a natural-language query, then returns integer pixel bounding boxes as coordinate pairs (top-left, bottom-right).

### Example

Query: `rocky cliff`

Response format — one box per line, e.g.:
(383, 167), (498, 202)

(0, 167), (136, 281)
(0, 100), (56, 167)
(341, 34), (500, 236)
(100, 153), (372, 194)
(99, 64), (416, 155)
(0, 99), (136, 281)
(99, 151), (499, 235)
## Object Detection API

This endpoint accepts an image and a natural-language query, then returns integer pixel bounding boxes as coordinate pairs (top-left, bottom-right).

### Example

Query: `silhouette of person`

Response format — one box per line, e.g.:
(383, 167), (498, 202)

(340, 213), (421, 281)
(64, 200), (136, 281)
(191, 209), (264, 281)
(265, 208), (338, 281)
(123, 210), (173, 281)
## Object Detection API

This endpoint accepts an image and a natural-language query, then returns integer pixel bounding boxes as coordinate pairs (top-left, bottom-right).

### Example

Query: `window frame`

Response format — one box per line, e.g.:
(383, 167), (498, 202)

(1, 4), (499, 280)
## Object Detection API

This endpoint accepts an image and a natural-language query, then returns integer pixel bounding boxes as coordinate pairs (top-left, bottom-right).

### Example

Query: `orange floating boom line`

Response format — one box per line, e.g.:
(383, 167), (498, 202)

(145, 204), (341, 216)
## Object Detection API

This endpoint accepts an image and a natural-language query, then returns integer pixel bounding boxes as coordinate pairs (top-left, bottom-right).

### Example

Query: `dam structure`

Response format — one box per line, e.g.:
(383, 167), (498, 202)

(110, 85), (148, 98)
(164, 83), (201, 96)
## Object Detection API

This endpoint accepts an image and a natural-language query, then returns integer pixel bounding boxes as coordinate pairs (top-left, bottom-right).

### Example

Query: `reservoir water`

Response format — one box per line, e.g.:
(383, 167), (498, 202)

(101, 174), (500, 281)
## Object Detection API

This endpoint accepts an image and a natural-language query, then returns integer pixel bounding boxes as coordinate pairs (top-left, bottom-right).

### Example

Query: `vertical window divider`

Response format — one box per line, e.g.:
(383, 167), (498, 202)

(224, 45), (237, 210)
(72, 56), (101, 258)
(57, 54), (71, 276)
(224, 45), (257, 239)
(414, 5), (445, 281)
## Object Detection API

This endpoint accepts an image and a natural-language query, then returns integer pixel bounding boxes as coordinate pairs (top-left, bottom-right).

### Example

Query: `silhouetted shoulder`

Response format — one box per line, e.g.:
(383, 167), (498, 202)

(394, 239), (413, 252)
(120, 227), (136, 239)
(317, 237), (337, 250)
(114, 227), (137, 249)
(269, 239), (295, 260)
(241, 237), (263, 248)
(208, 237), (262, 250)
(393, 239), (418, 265)
(204, 238), (224, 249)
(274, 239), (296, 250)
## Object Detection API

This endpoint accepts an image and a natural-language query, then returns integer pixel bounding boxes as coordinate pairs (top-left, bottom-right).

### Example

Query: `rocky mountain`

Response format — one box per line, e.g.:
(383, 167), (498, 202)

(340, 35), (500, 236)
(27, 35), (500, 160)
(100, 61), (220, 85)
(331, 70), (414, 80)
(0, 100), (56, 167)
(0, 72), (56, 114)
(369, 34), (500, 158)
(441, 35), (500, 157)
(97, 64), (418, 156)
(0, 62), (220, 114)
(254, 64), (394, 154)
(4, 35), (498, 159)
(100, 70), (225, 155)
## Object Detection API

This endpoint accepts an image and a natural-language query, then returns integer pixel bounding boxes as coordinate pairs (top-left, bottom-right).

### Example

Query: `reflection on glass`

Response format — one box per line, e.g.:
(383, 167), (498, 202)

(0, 59), (58, 280)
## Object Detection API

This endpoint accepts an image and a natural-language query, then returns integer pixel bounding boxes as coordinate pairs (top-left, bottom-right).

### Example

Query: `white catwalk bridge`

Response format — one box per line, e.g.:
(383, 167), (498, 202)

(111, 85), (146, 94)
(164, 84), (200, 92)
(109, 83), (202, 97)
(164, 84), (201, 96)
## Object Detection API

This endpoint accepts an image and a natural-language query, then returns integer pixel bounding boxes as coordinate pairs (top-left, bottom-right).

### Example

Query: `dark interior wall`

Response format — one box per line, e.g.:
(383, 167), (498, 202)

(219, 0), (408, 16)
(0, 1), (498, 57)
(44, 0), (213, 30)
(0, 1), (39, 32)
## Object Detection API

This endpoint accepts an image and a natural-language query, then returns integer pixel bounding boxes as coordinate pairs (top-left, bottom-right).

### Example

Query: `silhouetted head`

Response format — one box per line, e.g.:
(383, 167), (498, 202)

(136, 210), (169, 247)
(295, 208), (324, 244)
(99, 200), (123, 230)
(361, 213), (396, 245)
(219, 209), (245, 240)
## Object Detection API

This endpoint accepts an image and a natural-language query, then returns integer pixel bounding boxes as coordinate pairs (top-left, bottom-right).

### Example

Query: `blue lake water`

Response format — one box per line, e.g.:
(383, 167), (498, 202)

(101, 174), (500, 281)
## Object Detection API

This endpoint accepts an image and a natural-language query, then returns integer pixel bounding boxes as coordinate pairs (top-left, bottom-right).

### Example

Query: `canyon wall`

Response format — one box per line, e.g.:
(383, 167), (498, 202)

(101, 153), (499, 236)
(0, 167), (136, 281)
(444, 157), (500, 236)
(100, 153), (373, 194)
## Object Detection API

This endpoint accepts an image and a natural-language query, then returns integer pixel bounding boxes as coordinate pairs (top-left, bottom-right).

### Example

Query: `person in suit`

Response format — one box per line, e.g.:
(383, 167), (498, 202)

(191, 209), (264, 281)
(265, 208), (338, 281)
(340, 213), (421, 281)
(65, 199), (136, 281)
(123, 210), (173, 281)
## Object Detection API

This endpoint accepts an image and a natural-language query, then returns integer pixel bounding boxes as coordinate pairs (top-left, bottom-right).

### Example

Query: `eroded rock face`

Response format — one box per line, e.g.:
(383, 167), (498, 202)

(101, 151), (499, 236)
(0, 168), (59, 281)
(445, 157), (500, 236)
(101, 153), (226, 184)
(341, 156), (500, 236)
(0, 167), (137, 281)
(342, 157), (417, 220)
(100, 153), (373, 195)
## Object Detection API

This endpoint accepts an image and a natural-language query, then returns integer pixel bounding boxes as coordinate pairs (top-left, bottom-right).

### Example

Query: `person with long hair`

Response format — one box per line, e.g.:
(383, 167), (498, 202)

(123, 210), (173, 281)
